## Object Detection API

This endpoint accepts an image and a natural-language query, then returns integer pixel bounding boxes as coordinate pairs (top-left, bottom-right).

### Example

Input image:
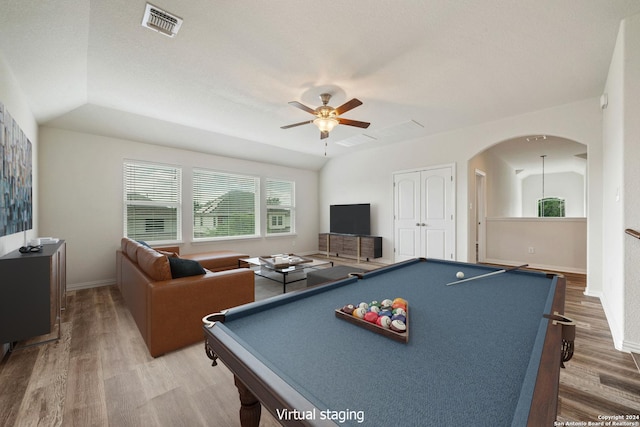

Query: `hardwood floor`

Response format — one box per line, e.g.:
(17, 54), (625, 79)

(1, 258), (639, 426)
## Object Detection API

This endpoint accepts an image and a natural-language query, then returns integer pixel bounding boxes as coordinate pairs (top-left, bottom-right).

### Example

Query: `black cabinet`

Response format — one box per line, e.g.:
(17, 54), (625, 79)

(0, 241), (66, 345)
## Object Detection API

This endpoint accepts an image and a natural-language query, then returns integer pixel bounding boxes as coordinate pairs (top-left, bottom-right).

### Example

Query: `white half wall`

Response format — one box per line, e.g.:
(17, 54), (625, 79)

(485, 217), (587, 273)
(38, 127), (319, 289)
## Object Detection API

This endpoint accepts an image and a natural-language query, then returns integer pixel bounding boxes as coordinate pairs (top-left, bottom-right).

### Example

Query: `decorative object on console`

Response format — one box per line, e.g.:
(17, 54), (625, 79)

(0, 101), (33, 237)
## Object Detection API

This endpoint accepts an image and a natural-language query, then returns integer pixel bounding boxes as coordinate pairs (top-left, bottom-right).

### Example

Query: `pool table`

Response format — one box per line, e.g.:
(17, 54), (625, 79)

(202, 258), (573, 426)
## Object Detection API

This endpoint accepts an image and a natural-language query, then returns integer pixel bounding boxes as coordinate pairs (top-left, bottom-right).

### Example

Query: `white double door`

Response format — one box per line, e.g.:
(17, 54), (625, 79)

(394, 166), (455, 262)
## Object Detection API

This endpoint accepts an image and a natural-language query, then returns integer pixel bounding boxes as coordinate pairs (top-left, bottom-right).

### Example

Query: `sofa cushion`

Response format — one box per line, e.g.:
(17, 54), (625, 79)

(136, 245), (172, 281)
(121, 237), (142, 263)
(182, 250), (248, 271)
(168, 257), (206, 278)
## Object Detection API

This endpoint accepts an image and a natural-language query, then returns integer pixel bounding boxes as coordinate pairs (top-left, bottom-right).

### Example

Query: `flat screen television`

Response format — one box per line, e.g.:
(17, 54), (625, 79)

(330, 203), (370, 235)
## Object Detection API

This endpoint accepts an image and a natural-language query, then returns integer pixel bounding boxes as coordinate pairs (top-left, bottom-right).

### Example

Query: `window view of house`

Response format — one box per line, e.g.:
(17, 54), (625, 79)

(123, 162), (182, 242)
(266, 179), (294, 235)
(193, 169), (259, 239)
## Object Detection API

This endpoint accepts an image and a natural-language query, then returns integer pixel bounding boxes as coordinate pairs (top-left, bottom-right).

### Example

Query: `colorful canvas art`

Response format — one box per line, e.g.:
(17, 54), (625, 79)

(0, 101), (33, 237)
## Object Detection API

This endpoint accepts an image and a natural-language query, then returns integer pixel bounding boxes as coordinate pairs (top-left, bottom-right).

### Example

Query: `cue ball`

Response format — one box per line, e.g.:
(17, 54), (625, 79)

(456, 271), (465, 279)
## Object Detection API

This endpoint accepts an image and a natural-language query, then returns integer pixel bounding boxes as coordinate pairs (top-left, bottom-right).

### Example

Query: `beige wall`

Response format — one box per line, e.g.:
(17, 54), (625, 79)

(485, 217), (587, 273)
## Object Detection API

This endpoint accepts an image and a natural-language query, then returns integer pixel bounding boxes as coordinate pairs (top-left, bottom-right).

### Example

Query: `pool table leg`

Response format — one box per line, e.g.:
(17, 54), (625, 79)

(234, 375), (261, 427)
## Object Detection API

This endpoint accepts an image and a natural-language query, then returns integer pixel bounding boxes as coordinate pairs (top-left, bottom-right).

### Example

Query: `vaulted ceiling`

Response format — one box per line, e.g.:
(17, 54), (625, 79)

(1, 1), (639, 169)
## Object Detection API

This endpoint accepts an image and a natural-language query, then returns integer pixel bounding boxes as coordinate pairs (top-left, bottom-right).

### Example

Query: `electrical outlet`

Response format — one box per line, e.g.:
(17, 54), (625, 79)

(528, 247), (535, 254)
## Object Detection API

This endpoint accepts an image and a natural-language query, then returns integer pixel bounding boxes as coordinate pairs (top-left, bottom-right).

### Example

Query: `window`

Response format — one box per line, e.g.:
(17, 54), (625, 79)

(193, 169), (259, 239)
(537, 197), (565, 217)
(123, 161), (182, 243)
(266, 179), (294, 235)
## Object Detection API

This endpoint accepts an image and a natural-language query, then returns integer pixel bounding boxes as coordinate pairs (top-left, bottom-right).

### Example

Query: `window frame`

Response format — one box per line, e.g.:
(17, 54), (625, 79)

(123, 160), (182, 245)
(265, 178), (295, 236)
(537, 197), (566, 218)
(192, 168), (261, 241)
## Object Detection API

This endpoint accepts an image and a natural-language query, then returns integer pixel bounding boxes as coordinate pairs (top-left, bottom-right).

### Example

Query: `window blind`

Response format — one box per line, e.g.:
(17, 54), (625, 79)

(266, 179), (294, 235)
(193, 169), (259, 239)
(123, 161), (182, 242)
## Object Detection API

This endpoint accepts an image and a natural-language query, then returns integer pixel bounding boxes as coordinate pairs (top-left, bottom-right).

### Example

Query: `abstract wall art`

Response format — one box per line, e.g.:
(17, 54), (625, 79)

(0, 101), (33, 237)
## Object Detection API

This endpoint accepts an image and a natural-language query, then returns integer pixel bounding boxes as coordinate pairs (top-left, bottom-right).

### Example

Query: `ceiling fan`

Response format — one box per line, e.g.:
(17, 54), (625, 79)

(281, 93), (370, 139)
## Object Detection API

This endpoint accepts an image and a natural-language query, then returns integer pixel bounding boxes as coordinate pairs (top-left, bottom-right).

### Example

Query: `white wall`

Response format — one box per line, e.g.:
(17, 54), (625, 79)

(481, 150), (521, 218)
(0, 55), (39, 356)
(601, 13), (640, 353)
(521, 172), (585, 217)
(38, 127), (319, 289)
(623, 14), (640, 353)
(0, 56), (39, 256)
(320, 98), (603, 277)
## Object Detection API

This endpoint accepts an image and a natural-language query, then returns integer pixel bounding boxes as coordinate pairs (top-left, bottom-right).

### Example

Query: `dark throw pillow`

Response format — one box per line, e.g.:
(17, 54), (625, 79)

(168, 257), (206, 278)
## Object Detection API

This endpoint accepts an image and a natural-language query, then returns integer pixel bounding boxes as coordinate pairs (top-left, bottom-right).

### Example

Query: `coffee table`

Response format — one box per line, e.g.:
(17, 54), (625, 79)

(239, 255), (334, 293)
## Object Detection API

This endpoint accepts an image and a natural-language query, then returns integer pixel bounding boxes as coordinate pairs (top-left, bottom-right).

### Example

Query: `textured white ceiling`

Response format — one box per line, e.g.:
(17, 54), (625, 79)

(1, 0), (639, 169)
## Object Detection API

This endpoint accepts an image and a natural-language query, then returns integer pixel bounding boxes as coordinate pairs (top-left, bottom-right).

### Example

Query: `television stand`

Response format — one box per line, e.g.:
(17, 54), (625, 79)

(318, 233), (382, 263)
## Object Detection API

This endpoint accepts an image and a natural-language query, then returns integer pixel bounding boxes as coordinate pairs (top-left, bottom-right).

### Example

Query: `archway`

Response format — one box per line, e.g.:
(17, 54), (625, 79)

(468, 135), (588, 273)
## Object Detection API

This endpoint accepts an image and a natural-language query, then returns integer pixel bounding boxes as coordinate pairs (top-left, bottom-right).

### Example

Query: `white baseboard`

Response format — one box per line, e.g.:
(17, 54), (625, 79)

(67, 279), (116, 291)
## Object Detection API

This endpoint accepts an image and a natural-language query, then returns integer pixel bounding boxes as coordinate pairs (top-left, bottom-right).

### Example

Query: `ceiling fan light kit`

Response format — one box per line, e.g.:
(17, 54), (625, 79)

(313, 117), (338, 133)
(281, 93), (370, 153)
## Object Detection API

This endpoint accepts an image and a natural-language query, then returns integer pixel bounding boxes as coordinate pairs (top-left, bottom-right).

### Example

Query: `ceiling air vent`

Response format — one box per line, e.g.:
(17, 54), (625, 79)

(142, 3), (183, 38)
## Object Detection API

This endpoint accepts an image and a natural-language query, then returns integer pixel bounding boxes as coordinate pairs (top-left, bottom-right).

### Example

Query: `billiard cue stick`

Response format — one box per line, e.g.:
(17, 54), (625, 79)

(445, 264), (529, 286)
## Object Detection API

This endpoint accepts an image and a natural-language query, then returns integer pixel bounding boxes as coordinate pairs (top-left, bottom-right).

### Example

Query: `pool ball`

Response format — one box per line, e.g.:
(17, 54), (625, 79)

(390, 319), (407, 333)
(392, 314), (407, 324)
(353, 307), (366, 318)
(364, 311), (379, 323)
(393, 297), (407, 305)
(392, 307), (407, 316)
(456, 271), (465, 279)
(392, 302), (407, 311)
(341, 304), (355, 315)
(376, 315), (391, 329)
(368, 305), (381, 314)
(381, 299), (393, 307)
(369, 300), (380, 307)
(379, 310), (393, 318)
(358, 302), (369, 310)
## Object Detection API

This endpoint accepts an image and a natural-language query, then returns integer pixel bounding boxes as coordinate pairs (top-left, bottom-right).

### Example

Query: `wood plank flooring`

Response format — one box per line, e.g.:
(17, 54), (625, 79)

(1, 258), (639, 426)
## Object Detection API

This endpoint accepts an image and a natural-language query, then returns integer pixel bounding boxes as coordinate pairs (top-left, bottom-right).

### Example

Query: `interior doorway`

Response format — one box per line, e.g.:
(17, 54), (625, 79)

(475, 169), (486, 263)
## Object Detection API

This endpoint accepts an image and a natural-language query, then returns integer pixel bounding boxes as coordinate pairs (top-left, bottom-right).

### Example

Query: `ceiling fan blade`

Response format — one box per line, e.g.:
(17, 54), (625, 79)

(338, 118), (370, 129)
(288, 101), (317, 115)
(320, 131), (329, 139)
(281, 120), (314, 129)
(335, 98), (363, 115)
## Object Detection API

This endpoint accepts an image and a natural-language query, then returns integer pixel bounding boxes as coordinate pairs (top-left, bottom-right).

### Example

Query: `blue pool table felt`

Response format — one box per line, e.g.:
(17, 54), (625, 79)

(222, 259), (556, 426)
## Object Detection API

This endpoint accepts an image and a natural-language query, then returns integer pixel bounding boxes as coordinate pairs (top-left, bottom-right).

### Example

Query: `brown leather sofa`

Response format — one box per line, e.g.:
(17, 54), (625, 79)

(116, 238), (254, 357)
